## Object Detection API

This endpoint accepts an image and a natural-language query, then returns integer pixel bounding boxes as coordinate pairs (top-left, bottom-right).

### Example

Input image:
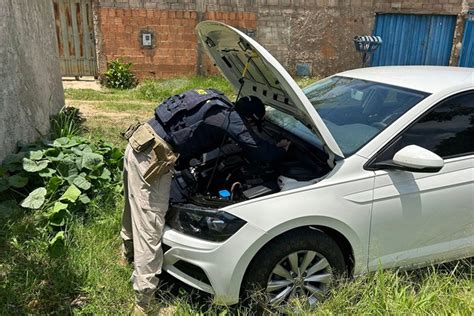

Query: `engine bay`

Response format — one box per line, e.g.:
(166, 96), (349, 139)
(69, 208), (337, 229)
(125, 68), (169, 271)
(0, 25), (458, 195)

(169, 121), (331, 208)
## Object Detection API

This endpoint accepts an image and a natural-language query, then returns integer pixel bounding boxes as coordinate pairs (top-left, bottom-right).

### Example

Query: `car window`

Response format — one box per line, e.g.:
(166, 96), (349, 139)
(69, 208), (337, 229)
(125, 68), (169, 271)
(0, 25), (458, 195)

(373, 91), (474, 162)
(400, 91), (474, 158)
(303, 76), (428, 156)
(265, 107), (322, 148)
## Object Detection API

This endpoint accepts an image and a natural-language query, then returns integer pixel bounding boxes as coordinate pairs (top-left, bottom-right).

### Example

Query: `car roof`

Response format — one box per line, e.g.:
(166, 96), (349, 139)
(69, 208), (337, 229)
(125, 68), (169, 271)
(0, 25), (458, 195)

(337, 66), (474, 94)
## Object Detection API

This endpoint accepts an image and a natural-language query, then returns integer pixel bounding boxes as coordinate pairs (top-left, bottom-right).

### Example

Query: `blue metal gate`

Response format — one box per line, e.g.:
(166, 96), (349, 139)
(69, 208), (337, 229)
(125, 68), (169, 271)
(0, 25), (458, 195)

(372, 14), (456, 66)
(459, 10), (474, 67)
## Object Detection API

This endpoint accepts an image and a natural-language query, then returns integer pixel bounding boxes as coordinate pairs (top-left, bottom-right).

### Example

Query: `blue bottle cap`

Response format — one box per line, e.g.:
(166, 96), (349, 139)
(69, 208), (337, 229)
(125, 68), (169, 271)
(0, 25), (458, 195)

(218, 190), (231, 199)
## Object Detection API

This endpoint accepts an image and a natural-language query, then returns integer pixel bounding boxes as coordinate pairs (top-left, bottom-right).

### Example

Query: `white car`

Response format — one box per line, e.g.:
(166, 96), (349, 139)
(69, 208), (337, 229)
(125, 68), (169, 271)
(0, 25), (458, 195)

(162, 21), (474, 306)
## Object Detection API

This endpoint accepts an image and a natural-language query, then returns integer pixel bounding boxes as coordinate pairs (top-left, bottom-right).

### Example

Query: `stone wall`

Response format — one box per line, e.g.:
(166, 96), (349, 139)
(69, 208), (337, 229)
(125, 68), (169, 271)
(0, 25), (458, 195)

(95, 0), (472, 79)
(0, 0), (64, 162)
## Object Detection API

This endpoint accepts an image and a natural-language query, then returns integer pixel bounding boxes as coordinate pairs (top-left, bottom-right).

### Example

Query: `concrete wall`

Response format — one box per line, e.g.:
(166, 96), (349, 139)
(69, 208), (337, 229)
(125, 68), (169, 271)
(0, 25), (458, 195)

(95, 0), (472, 78)
(0, 0), (64, 162)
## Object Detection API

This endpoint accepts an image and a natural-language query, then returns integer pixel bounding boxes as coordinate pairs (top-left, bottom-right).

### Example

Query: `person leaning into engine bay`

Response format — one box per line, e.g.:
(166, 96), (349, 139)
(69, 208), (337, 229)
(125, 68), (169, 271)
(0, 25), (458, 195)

(120, 88), (290, 315)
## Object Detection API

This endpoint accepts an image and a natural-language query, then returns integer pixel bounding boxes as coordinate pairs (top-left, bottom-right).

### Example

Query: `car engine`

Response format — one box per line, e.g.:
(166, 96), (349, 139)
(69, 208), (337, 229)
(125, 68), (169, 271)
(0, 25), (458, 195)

(169, 122), (330, 208)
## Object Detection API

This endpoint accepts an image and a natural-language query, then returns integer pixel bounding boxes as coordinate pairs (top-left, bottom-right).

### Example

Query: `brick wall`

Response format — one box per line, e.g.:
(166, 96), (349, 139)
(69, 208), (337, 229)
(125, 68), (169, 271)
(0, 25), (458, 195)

(95, 0), (470, 79)
(99, 7), (198, 78)
(98, 4), (256, 78)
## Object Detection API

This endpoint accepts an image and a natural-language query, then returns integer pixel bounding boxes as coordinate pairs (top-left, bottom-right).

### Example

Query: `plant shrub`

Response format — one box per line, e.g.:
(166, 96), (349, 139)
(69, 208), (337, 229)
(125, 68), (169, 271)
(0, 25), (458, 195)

(0, 136), (123, 255)
(50, 106), (85, 138)
(102, 59), (137, 89)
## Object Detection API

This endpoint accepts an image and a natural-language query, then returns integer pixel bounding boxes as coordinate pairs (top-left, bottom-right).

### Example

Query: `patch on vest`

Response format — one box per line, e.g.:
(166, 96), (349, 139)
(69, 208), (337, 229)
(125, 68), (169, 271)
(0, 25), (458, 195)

(195, 89), (208, 95)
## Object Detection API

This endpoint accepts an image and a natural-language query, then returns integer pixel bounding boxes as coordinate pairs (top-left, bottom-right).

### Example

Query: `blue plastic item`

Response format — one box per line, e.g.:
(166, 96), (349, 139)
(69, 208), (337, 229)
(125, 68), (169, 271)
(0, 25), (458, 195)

(218, 190), (231, 200)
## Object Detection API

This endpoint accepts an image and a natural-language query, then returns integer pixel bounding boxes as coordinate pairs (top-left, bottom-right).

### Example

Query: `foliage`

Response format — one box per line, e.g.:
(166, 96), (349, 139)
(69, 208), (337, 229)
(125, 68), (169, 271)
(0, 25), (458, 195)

(0, 136), (123, 255)
(50, 106), (85, 138)
(102, 59), (137, 90)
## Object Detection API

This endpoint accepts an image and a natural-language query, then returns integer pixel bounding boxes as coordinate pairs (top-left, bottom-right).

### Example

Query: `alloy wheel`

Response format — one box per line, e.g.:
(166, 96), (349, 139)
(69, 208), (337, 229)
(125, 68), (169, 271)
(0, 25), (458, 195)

(265, 250), (333, 307)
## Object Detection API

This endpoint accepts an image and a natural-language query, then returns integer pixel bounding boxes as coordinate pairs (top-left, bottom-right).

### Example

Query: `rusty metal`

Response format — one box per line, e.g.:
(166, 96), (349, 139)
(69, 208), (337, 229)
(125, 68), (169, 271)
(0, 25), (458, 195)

(53, 0), (97, 77)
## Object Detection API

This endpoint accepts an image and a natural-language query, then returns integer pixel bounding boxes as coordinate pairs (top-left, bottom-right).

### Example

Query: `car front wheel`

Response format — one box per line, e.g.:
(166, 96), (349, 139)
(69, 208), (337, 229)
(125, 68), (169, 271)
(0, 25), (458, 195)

(242, 228), (346, 310)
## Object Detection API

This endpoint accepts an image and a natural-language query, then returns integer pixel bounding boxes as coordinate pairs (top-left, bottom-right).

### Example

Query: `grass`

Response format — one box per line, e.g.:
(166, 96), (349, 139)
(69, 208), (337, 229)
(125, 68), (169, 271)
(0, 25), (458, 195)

(1, 75), (472, 315)
(64, 76), (235, 103)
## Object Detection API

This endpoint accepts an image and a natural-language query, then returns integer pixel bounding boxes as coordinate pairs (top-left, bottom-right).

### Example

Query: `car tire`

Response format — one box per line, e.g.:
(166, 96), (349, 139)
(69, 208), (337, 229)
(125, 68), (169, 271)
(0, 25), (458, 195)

(241, 228), (346, 311)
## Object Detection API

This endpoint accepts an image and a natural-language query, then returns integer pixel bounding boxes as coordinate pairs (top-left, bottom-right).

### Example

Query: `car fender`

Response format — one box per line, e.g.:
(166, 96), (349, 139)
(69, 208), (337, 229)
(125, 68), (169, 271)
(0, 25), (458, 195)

(226, 214), (365, 300)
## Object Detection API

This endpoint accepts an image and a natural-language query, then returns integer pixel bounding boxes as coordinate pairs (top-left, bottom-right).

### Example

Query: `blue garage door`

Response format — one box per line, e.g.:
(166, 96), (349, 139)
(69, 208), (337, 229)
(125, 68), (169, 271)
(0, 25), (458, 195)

(372, 14), (456, 66)
(459, 11), (474, 67)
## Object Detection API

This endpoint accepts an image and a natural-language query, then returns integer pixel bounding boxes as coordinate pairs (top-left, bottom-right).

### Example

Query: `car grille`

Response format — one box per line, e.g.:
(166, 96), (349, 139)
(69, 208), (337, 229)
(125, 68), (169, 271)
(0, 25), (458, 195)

(174, 260), (211, 285)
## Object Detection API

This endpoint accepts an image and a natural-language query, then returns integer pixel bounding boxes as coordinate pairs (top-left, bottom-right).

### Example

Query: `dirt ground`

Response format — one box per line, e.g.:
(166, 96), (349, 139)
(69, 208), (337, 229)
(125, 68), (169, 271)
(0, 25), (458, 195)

(63, 76), (101, 91)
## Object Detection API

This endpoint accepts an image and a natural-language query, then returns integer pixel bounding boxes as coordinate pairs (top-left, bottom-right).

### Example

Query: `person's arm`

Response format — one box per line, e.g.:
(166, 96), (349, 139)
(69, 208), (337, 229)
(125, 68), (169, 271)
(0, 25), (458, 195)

(207, 109), (287, 162)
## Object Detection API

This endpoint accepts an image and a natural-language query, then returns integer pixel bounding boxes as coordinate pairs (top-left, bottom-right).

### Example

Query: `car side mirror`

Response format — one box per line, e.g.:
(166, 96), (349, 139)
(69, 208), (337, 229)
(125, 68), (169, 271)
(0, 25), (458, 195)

(392, 145), (444, 173)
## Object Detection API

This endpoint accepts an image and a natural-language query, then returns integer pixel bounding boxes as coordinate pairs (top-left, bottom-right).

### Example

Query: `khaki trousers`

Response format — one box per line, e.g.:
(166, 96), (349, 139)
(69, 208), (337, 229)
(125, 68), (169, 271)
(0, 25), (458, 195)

(120, 144), (172, 304)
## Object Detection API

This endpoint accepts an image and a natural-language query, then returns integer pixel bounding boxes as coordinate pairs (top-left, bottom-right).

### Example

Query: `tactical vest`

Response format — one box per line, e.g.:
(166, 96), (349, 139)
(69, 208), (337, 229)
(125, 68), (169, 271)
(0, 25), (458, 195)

(152, 89), (233, 148)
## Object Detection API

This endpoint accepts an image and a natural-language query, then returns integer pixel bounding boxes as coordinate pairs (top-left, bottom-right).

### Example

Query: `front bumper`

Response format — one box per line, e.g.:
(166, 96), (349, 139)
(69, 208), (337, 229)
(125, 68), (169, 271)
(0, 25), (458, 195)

(162, 222), (267, 305)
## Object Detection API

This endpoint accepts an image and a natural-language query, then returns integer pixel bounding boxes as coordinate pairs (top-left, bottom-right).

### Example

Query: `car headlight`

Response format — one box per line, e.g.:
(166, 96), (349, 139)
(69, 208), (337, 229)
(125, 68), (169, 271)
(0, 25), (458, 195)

(168, 205), (246, 242)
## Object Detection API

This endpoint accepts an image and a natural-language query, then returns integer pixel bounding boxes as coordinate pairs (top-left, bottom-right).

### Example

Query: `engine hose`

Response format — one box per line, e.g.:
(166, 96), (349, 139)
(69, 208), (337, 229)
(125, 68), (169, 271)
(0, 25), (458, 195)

(230, 182), (242, 200)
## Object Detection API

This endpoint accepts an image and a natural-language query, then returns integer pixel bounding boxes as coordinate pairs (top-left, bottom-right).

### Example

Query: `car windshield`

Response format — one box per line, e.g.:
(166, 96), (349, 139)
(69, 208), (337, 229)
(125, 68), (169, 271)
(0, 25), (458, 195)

(302, 76), (429, 156)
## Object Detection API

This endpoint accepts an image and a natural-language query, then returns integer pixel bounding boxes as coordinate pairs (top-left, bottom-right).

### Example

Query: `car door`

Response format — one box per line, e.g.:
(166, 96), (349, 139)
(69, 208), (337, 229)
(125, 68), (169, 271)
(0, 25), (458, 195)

(366, 91), (474, 270)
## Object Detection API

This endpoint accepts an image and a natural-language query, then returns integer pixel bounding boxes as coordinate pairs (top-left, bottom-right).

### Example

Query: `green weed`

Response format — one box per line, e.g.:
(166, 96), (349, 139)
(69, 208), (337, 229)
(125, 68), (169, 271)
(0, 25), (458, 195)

(102, 59), (137, 90)
(50, 106), (85, 139)
(0, 133), (123, 256)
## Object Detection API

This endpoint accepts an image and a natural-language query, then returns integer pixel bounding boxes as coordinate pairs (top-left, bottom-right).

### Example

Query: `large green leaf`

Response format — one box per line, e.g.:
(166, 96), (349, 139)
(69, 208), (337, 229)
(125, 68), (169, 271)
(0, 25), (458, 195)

(52, 137), (69, 147)
(53, 137), (78, 148)
(39, 168), (56, 178)
(99, 168), (111, 181)
(47, 202), (70, 226)
(109, 147), (123, 160)
(71, 136), (87, 144)
(21, 187), (47, 209)
(48, 152), (65, 162)
(46, 176), (63, 193)
(49, 210), (69, 226)
(71, 147), (84, 157)
(48, 231), (65, 257)
(57, 159), (78, 177)
(8, 174), (28, 188)
(23, 158), (49, 172)
(81, 152), (103, 170)
(78, 194), (91, 204)
(72, 175), (91, 190)
(28, 150), (44, 161)
(43, 147), (60, 157)
(48, 201), (68, 215)
(71, 144), (92, 156)
(59, 184), (81, 202)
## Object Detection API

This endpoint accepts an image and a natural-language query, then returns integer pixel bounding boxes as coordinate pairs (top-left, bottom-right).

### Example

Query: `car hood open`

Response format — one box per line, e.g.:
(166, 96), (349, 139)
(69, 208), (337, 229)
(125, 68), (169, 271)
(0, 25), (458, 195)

(196, 21), (344, 160)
